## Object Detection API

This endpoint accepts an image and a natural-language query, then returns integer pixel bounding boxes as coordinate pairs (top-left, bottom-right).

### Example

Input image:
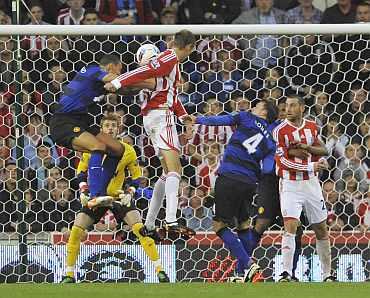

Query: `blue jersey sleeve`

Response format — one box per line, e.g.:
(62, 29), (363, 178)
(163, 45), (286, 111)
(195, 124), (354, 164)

(262, 153), (275, 175)
(196, 113), (240, 126)
(83, 65), (108, 82)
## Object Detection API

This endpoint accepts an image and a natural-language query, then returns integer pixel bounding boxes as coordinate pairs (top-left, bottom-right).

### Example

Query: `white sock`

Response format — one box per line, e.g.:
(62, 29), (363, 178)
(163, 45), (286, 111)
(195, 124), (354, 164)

(282, 232), (296, 276)
(145, 174), (166, 230)
(317, 239), (331, 279)
(164, 172), (180, 223)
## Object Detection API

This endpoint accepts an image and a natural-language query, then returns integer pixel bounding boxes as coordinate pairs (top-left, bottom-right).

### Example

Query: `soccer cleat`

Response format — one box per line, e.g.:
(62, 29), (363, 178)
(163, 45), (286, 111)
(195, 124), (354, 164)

(323, 275), (337, 282)
(163, 221), (196, 240)
(60, 276), (76, 283)
(251, 271), (264, 283)
(244, 263), (261, 282)
(157, 271), (170, 283)
(140, 226), (164, 243)
(291, 275), (300, 282)
(227, 275), (245, 283)
(87, 195), (113, 209)
(278, 271), (292, 282)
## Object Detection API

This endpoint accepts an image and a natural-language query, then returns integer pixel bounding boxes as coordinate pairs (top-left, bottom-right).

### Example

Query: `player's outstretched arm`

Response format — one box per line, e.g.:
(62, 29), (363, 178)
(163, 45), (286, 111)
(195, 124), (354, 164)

(116, 79), (156, 95)
(195, 114), (239, 126)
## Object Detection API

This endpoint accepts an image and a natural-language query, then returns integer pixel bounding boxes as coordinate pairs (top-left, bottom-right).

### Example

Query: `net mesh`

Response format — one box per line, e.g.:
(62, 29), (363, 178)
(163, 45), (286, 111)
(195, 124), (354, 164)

(0, 32), (369, 283)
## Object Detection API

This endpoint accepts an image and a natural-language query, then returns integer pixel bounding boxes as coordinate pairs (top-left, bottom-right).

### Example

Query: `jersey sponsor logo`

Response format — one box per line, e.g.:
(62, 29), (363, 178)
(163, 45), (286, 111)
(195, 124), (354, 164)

(73, 126), (81, 133)
(150, 58), (160, 69)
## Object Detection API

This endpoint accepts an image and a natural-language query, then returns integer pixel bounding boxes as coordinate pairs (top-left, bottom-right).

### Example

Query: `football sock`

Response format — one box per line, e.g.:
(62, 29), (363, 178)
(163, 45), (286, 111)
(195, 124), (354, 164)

(66, 225), (84, 278)
(164, 172), (180, 224)
(217, 227), (251, 274)
(88, 150), (104, 197)
(132, 222), (163, 273)
(237, 228), (262, 256)
(145, 175), (166, 230)
(317, 239), (331, 279)
(292, 225), (303, 276)
(282, 232), (296, 276)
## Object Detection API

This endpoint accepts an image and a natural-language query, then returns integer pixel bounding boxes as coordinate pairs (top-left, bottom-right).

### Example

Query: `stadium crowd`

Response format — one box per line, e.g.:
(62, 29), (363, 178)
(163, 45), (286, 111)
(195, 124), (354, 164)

(0, 0), (369, 235)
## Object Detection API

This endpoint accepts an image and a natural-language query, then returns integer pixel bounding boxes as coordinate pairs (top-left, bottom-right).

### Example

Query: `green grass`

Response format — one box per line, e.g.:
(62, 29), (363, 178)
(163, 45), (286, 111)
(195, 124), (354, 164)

(1, 283), (370, 298)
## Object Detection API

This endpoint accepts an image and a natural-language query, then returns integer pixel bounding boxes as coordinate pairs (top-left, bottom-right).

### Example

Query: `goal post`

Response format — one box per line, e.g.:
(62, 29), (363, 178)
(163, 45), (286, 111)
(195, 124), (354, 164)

(0, 24), (369, 283)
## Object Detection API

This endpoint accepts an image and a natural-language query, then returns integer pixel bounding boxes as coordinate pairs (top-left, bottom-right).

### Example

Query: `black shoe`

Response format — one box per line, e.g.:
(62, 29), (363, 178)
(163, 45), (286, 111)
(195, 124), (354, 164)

(323, 275), (337, 282)
(157, 271), (170, 283)
(60, 276), (76, 283)
(140, 226), (164, 243)
(278, 271), (292, 282)
(164, 221), (196, 240)
(291, 276), (299, 282)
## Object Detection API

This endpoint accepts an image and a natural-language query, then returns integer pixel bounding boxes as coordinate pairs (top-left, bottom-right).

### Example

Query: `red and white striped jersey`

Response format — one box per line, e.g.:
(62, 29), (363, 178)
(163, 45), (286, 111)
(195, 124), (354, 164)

(111, 49), (187, 119)
(57, 9), (85, 25)
(273, 119), (321, 180)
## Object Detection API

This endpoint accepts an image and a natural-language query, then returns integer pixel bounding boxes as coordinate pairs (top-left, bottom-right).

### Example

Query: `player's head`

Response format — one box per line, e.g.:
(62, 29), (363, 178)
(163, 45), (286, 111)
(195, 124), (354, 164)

(285, 95), (305, 122)
(100, 114), (120, 138)
(173, 29), (196, 61)
(252, 99), (278, 124)
(99, 54), (122, 75)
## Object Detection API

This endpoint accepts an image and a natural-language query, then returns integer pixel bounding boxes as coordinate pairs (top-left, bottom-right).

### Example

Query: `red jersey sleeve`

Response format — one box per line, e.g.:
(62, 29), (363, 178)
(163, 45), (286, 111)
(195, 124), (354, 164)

(111, 50), (178, 89)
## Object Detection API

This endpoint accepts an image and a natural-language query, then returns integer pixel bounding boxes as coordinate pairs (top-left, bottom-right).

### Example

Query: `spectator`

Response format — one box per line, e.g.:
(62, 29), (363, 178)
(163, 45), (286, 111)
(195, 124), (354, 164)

(0, 161), (17, 232)
(58, 0), (85, 25)
(286, 0), (322, 24)
(22, 189), (45, 233)
(43, 178), (80, 232)
(353, 114), (370, 144)
(340, 174), (364, 214)
(277, 97), (287, 119)
(228, 92), (251, 112)
(339, 84), (369, 136)
(0, 90), (13, 138)
(323, 180), (345, 231)
(201, 0), (241, 24)
(0, 137), (10, 168)
(356, 2), (370, 22)
(322, 116), (349, 162)
(357, 187), (370, 231)
(96, 0), (137, 24)
(182, 187), (213, 231)
(285, 35), (336, 91)
(196, 141), (221, 193)
(0, 9), (11, 24)
(321, 0), (356, 24)
(306, 90), (333, 127)
(334, 143), (368, 193)
(0, 37), (17, 86)
(21, 1), (50, 57)
(233, 0), (287, 69)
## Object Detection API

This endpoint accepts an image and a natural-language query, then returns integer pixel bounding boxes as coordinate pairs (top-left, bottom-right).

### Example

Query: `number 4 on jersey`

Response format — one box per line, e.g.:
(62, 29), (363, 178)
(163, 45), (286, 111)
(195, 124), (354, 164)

(242, 133), (263, 154)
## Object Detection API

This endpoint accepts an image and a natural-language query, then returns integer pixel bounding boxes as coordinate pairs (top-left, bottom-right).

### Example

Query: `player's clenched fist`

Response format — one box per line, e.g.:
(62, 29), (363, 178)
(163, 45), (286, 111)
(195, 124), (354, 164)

(313, 159), (329, 172)
(104, 82), (117, 92)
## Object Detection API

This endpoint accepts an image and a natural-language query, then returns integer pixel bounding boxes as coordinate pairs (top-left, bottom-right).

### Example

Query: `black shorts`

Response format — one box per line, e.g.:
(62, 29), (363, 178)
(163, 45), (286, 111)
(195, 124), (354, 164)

(80, 201), (137, 224)
(49, 113), (100, 149)
(214, 175), (256, 225)
(256, 174), (281, 221)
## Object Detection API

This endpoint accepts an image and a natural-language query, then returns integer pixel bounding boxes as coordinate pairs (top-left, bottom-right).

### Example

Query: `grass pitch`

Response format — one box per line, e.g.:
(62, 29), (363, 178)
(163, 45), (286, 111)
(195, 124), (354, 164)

(1, 283), (370, 298)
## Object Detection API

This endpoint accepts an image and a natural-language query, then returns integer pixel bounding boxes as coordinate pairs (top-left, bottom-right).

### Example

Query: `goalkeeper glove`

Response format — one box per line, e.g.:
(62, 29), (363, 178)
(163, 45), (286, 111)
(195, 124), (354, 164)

(117, 186), (136, 207)
(79, 182), (90, 207)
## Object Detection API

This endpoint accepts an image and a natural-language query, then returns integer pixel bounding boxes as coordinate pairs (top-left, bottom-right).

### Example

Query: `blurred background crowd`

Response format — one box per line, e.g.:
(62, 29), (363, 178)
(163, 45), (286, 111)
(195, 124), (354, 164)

(0, 0), (369, 236)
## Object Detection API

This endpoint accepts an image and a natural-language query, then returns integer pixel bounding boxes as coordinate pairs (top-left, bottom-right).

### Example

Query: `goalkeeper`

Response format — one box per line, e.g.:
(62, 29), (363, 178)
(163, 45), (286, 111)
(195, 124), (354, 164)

(61, 114), (169, 283)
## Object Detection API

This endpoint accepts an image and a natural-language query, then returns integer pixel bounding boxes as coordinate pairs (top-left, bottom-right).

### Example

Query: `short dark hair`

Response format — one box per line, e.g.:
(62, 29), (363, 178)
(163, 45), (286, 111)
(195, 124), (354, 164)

(99, 54), (121, 66)
(287, 94), (305, 106)
(260, 99), (278, 124)
(173, 29), (196, 49)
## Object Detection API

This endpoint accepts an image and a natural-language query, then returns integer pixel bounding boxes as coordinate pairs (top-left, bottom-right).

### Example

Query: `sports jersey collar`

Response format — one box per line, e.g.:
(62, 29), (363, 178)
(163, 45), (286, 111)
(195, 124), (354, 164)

(286, 118), (306, 129)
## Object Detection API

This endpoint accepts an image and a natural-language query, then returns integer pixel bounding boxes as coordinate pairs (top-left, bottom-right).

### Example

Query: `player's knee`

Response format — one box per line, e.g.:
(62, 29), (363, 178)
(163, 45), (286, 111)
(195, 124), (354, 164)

(283, 218), (299, 234)
(74, 213), (93, 229)
(255, 218), (272, 234)
(313, 221), (328, 240)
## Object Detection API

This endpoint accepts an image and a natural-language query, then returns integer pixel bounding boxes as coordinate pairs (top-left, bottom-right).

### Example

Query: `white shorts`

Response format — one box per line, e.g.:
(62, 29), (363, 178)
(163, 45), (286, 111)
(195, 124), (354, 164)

(143, 109), (180, 156)
(279, 177), (327, 225)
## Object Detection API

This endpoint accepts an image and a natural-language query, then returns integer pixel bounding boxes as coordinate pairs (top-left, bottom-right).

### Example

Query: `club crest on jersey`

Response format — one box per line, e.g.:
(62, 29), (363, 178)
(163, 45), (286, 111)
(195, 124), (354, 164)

(258, 207), (265, 215)
(73, 127), (81, 133)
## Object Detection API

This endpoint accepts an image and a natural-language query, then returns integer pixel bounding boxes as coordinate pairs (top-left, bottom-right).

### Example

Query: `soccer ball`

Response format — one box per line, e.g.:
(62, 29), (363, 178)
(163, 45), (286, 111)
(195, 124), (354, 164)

(136, 44), (160, 66)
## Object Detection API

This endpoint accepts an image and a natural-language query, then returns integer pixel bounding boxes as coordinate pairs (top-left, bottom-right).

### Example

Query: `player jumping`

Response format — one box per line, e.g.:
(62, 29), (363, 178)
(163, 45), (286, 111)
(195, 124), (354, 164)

(49, 54), (152, 209)
(61, 114), (169, 283)
(188, 100), (278, 282)
(104, 30), (196, 238)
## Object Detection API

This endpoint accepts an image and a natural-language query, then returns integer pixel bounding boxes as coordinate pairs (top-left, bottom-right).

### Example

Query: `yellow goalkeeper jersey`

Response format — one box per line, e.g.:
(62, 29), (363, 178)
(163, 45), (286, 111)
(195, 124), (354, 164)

(77, 141), (141, 197)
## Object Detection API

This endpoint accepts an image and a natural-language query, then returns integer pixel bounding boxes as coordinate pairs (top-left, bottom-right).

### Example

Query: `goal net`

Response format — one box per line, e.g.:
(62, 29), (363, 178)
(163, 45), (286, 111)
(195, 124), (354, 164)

(0, 25), (369, 283)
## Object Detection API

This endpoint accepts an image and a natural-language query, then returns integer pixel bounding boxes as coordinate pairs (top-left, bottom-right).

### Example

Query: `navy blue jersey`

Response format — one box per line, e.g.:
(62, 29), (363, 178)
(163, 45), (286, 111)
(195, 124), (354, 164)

(196, 111), (276, 184)
(262, 119), (282, 175)
(56, 65), (108, 113)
